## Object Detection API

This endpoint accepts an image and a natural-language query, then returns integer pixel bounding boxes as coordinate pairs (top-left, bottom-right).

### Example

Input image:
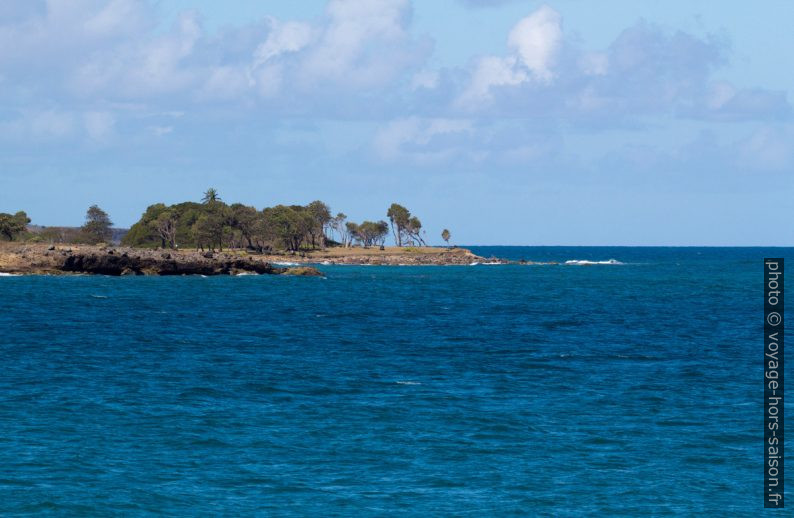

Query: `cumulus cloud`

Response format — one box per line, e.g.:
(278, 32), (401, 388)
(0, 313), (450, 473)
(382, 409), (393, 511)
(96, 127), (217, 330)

(0, 0), (789, 171)
(453, 10), (790, 130)
(51, 0), (429, 107)
(507, 5), (561, 82)
(458, 5), (562, 106)
(252, 20), (313, 66)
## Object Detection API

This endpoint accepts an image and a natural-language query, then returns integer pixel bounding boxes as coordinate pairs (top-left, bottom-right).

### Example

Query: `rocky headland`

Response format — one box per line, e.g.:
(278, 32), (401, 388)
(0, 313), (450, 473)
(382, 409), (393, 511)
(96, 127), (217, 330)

(0, 244), (323, 276)
(0, 244), (502, 276)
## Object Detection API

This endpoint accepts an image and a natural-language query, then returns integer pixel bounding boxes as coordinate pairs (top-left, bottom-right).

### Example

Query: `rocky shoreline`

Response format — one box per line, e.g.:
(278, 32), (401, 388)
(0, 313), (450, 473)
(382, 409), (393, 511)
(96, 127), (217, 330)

(286, 247), (503, 266)
(0, 244), (502, 276)
(0, 244), (323, 276)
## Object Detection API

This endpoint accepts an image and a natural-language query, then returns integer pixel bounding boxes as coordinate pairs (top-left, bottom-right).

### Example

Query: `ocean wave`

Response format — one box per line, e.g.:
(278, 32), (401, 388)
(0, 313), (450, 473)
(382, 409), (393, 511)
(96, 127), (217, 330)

(564, 259), (623, 266)
(0, 272), (20, 277)
(273, 262), (300, 266)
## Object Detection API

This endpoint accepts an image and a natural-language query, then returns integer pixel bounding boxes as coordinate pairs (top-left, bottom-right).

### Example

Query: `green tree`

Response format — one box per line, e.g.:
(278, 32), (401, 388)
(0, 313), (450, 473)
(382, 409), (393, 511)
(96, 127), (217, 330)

(201, 188), (221, 204)
(151, 210), (178, 249)
(441, 229), (451, 247)
(192, 214), (215, 251)
(405, 216), (426, 246)
(330, 212), (347, 245)
(0, 211), (30, 241)
(80, 205), (113, 244)
(345, 221), (360, 247)
(306, 200), (332, 249)
(207, 203), (231, 251)
(122, 203), (168, 247)
(386, 203), (410, 246)
(356, 220), (389, 247)
(262, 205), (314, 252)
(249, 211), (272, 252)
(229, 203), (259, 248)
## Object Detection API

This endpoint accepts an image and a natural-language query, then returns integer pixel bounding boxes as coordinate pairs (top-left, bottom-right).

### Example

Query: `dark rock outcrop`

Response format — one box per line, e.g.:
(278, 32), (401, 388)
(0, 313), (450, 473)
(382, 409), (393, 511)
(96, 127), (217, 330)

(60, 250), (289, 276)
(283, 266), (324, 277)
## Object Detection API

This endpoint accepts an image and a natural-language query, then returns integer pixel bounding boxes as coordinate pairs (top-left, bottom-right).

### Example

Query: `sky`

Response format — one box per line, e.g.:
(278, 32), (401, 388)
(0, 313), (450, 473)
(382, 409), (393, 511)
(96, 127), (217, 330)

(1, 0), (792, 245)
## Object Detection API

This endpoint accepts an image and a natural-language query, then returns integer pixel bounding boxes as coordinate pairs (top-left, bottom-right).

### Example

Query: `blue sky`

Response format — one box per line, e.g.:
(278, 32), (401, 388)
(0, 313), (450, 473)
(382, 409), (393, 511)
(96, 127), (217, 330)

(1, 0), (792, 245)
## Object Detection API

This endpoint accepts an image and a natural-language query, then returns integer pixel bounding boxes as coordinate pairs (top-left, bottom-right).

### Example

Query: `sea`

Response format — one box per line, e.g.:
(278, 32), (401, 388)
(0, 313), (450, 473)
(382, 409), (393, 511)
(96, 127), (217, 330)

(0, 246), (788, 516)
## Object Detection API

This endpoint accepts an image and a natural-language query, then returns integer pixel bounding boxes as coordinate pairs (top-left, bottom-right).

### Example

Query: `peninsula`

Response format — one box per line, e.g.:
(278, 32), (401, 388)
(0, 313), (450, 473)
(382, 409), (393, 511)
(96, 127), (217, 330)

(0, 243), (493, 276)
(0, 190), (503, 275)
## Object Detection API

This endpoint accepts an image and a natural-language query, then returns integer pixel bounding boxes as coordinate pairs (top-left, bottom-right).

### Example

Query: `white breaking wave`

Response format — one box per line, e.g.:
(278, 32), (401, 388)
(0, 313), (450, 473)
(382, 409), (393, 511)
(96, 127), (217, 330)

(564, 259), (623, 266)
(0, 272), (20, 277)
(469, 262), (480, 266)
(273, 262), (299, 266)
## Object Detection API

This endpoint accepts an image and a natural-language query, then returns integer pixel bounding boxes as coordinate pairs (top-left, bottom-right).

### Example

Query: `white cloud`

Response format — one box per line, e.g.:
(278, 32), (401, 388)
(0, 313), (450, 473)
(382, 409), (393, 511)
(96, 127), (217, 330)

(458, 56), (527, 106)
(299, 0), (426, 88)
(82, 0), (150, 38)
(252, 20), (313, 66)
(70, 10), (202, 97)
(0, 0), (788, 160)
(457, 5), (561, 107)
(507, 5), (561, 82)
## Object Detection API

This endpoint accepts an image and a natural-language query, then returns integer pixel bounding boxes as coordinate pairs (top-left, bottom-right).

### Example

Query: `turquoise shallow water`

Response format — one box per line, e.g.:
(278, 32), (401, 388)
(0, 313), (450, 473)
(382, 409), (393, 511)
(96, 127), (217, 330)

(0, 247), (789, 515)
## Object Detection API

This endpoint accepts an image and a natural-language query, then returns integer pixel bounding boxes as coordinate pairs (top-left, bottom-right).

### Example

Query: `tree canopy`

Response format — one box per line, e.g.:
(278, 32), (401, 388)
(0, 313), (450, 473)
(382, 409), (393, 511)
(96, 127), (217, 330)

(122, 191), (338, 253)
(387, 203), (425, 246)
(80, 205), (113, 244)
(120, 191), (431, 252)
(0, 211), (30, 241)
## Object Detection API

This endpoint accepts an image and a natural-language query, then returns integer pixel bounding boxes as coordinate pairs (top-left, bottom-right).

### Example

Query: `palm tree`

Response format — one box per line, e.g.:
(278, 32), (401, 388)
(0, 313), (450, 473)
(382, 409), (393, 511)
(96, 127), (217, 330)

(202, 188), (220, 204)
(441, 229), (451, 247)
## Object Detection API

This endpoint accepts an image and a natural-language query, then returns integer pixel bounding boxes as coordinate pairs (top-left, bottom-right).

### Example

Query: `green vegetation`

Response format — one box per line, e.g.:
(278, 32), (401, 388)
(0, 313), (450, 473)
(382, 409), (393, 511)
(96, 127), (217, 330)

(123, 191), (336, 252)
(122, 192), (436, 252)
(387, 203), (426, 246)
(442, 228), (451, 246)
(5, 192), (449, 251)
(80, 205), (113, 244)
(0, 211), (30, 241)
(347, 220), (389, 248)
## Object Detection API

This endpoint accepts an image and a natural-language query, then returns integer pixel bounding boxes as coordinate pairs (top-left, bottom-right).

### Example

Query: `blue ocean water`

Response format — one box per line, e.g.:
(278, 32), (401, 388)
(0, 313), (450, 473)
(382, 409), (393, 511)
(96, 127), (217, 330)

(0, 246), (788, 515)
